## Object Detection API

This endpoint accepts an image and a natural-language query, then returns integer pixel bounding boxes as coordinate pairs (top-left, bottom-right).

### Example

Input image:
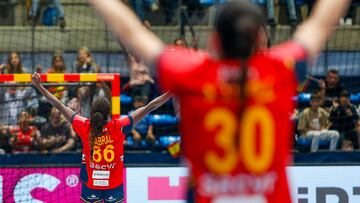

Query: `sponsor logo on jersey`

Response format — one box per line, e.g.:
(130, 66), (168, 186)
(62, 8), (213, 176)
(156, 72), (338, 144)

(92, 170), (110, 179)
(93, 179), (109, 187)
(90, 162), (117, 170)
(198, 172), (278, 197)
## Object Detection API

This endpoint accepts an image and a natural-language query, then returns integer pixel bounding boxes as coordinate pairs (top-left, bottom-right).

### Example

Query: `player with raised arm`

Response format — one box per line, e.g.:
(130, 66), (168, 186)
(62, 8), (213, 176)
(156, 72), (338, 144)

(89, 0), (351, 202)
(31, 72), (171, 203)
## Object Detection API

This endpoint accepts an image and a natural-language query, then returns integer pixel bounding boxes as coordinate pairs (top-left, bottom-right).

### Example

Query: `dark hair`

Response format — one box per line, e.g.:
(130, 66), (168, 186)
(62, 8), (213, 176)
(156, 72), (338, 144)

(214, 0), (265, 113)
(311, 90), (321, 100)
(342, 139), (353, 147)
(7, 52), (24, 74)
(17, 110), (29, 121)
(90, 97), (111, 160)
(51, 54), (66, 73)
(214, 0), (265, 59)
(340, 90), (350, 98)
(173, 38), (187, 47)
(133, 96), (146, 104)
(328, 69), (339, 75)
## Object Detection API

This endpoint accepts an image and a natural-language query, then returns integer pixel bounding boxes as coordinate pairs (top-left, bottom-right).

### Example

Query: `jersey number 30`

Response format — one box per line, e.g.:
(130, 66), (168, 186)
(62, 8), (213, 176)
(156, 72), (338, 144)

(204, 106), (275, 174)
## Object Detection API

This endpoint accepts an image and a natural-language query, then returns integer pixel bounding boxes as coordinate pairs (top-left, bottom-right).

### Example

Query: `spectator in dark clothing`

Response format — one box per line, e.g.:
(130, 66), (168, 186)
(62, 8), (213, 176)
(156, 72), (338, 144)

(0, 125), (10, 154)
(29, 0), (66, 28)
(130, 0), (159, 24)
(319, 69), (346, 108)
(329, 90), (360, 149)
(128, 96), (155, 148)
(39, 107), (76, 153)
(160, 0), (179, 25)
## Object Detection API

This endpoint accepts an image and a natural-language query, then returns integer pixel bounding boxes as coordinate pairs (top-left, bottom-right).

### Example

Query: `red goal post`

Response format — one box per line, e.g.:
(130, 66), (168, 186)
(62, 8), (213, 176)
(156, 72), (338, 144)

(0, 73), (121, 118)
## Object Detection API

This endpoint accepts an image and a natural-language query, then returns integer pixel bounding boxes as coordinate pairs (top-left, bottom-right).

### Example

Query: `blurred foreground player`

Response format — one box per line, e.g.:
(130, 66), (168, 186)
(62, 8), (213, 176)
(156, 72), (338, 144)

(89, 0), (351, 202)
(32, 72), (171, 203)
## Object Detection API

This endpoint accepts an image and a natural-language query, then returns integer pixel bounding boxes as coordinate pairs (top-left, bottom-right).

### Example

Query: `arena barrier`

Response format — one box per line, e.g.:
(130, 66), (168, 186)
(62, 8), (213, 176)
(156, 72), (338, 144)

(0, 152), (360, 203)
(2, 164), (360, 203)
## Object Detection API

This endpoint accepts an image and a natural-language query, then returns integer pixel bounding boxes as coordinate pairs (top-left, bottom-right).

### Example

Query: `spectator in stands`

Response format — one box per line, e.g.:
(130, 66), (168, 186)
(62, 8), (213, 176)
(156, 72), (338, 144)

(71, 47), (102, 117)
(0, 52), (25, 74)
(67, 97), (81, 115)
(37, 54), (69, 119)
(173, 36), (199, 50)
(297, 91), (340, 152)
(172, 36), (200, 118)
(160, 0), (179, 25)
(0, 52), (38, 129)
(0, 52), (39, 125)
(29, 0), (66, 28)
(319, 69), (346, 108)
(329, 90), (360, 149)
(174, 38), (187, 47)
(8, 110), (40, 154)
(339, 3), (356, 25)
(39, 107), (76, 153)
(252, 0), (298, 27)
(67, 98), (83, 152)
(47, 54), (68, 99)
(72, 47), (101, 73)
(130, 0), (159, 25)
(0, 86), (38, 126)
(126, 54), (154, 103)
(48, 54), (66, 73)
(0, 125), (10, 154)
(341, 139), (354, 151)
(128, 96), (155, 148)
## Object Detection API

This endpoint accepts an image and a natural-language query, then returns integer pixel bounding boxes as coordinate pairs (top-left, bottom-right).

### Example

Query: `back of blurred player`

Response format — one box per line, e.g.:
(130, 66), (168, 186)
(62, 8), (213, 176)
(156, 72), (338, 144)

(89, 0), (351, 202)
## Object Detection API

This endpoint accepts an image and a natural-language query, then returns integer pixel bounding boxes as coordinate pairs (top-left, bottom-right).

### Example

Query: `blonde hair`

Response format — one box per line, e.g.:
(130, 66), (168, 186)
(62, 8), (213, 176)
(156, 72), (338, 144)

(77, 47), (92, 64)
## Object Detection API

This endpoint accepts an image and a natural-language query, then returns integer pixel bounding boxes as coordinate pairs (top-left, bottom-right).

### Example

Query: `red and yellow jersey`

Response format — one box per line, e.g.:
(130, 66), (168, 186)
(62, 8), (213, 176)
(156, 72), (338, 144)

(10, 125), (37, 152)
(71, 114), (133, 190)
(157, 41), (307, 203)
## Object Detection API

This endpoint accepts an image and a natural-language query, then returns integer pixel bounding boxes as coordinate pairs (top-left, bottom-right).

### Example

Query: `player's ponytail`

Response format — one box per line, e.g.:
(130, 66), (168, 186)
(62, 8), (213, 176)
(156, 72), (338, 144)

(89, 97), (111, 160)
(215, 0), (264, 107)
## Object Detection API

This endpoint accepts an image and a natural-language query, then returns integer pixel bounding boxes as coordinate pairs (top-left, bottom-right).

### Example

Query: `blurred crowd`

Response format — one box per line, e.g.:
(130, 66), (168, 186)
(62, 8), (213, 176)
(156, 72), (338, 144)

(294, 69), (360, 153)
(0, 0), (359, 155)
(0, 48), (110, 154)
(16, 0), (360, 28)
(0, 43), (179, 154)
(124, 0), (360, 27)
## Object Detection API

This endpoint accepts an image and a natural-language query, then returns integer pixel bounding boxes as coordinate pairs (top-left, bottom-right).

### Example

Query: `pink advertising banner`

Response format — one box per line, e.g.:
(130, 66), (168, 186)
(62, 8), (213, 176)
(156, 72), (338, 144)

(1, 166), (359, 203)
(0, 168), (82, 203)
(0, 167), (188, 203)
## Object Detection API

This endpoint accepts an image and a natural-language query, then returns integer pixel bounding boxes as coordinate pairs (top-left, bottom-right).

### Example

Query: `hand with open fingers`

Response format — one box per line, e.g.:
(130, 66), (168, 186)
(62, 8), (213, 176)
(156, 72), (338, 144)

(31, 72), (41, 87)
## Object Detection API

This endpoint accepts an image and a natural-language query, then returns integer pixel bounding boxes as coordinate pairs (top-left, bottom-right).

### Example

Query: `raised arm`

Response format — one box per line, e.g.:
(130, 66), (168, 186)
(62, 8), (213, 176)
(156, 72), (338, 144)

(31, 73), (75, 122)
(131, 92), (172, 125)
(294, 0), (351, 59)
(90, 0), (164, 65)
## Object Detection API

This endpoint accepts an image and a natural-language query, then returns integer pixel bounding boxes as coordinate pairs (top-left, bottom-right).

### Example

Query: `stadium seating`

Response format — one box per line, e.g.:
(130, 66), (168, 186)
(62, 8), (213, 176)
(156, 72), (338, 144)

(295, 134), (331, 153)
